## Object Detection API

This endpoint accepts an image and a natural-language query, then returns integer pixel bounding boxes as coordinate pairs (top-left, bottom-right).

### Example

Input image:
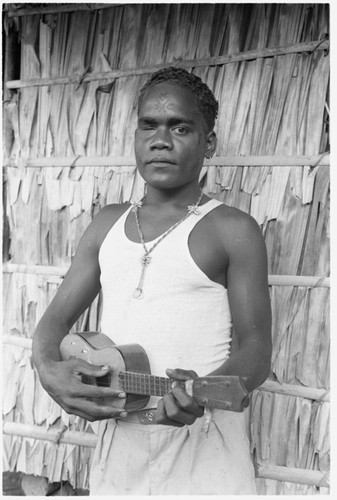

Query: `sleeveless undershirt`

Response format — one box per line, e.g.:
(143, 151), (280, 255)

(99, 198), (232, 407)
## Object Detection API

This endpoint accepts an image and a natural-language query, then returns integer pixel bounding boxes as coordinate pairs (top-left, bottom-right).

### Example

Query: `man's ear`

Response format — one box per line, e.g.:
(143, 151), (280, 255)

(205, 131), (217, 159)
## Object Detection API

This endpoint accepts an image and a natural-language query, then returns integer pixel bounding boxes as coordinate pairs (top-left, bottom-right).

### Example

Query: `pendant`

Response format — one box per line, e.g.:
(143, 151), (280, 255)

(133, 287), (144, 299)
(133, 253), (151, 299)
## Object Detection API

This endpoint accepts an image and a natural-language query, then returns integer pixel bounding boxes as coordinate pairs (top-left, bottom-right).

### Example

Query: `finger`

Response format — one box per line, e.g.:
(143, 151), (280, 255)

(170, 385), (203, 416)
(155, 398), (185, 427)
(71, 380), (126, 399)
(70, 359), (113, 377)
(161, 393), (198, 426)
(66, 362), (125, 398)
(64, 397), (128, 422)
(166, 368), (198, 381)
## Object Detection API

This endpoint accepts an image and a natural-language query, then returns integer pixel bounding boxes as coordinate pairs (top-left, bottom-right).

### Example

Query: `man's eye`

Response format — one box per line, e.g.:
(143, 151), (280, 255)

(173, 126), (187, 135)
(137, 126), (155, 133)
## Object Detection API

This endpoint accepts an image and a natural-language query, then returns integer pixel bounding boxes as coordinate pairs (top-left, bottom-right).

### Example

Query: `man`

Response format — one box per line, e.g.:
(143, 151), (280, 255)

(33, 67), (272, 494)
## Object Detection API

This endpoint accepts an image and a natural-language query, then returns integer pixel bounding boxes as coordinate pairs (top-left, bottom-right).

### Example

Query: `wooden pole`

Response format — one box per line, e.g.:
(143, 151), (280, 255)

(267, 275), (330, 288)
(257, 381), (330, 402)
(6, 4), (118, 17)
(255, 463), (329, 488)
(3, 154), (330, 168)
(3, 422), (97, 448)
(5, 40), (329, 90)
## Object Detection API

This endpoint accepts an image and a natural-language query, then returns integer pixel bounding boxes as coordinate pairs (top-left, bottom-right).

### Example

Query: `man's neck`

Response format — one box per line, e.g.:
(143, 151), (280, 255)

(143, 184), (203, 210)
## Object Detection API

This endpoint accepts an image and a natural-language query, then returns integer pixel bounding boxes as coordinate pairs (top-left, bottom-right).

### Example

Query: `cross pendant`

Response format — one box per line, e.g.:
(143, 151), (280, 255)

(133, 254), (151, 299)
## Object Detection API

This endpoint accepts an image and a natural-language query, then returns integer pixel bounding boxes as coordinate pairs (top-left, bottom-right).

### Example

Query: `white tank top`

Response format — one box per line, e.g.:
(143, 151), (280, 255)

(99, 198), (232, 407)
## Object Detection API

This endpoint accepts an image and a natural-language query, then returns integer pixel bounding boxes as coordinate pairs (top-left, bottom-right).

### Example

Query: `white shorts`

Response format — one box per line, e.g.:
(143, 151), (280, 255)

(90, 409), (257, 495)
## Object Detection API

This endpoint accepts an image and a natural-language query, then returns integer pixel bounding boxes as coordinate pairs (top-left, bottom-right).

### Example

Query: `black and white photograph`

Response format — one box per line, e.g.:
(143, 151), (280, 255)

(2, 1), (330, 496)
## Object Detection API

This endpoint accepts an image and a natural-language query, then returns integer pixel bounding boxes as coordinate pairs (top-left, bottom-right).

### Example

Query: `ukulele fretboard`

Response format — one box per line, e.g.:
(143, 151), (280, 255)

(119, 371), (173, 397)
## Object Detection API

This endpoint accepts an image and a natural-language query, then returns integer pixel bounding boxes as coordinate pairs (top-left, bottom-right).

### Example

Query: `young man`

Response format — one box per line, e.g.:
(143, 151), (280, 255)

(33, 67), (272, 494)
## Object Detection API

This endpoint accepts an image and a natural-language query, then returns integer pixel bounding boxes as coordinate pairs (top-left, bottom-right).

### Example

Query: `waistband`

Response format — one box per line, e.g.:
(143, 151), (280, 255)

(117, 408), (158, 425)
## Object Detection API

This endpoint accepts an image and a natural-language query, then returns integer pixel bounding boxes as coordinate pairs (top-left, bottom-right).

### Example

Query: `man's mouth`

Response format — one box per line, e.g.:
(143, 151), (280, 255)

(148, 157), (175, 165)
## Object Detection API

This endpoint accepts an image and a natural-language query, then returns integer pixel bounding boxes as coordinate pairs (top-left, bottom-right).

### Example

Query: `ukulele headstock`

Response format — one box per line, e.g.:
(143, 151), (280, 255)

(192, 375), (249, 412)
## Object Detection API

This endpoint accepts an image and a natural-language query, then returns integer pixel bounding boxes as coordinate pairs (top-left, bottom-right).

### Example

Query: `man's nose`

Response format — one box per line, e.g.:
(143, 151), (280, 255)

(149, 127), (173, 149)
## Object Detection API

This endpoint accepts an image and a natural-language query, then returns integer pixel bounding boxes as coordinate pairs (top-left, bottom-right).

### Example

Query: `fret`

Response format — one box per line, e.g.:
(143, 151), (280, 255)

(136, 372), (139, 394)
(155, 375), (160, 396)
(120, 371), (174, 396)
(159, 377), (167, 397)
(146, 377), (151, 394)
(141, 373), (146, 395)
(150, 374), (155, 396)
(165, 378), (172, 394)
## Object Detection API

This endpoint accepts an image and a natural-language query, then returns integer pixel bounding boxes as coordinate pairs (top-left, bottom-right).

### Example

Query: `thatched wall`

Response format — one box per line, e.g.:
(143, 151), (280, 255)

(3, 3), (330, 495)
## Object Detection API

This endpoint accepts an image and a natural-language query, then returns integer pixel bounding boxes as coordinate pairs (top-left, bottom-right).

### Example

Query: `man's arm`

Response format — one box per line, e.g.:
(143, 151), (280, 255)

(209, 212), (272, 391)
(156, 211), (272, 426)
(32, 206), (127, 422)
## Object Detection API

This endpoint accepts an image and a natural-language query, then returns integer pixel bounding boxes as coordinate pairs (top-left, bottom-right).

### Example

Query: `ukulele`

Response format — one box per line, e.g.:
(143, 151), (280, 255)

(60, 331), (249, 412)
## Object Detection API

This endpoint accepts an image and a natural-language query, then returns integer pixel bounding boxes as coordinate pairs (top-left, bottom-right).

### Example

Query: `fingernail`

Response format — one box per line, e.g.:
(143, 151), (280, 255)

(100, 365), (109, 371)
(118, 392), (126, 398)
(120, 411), (127, 418)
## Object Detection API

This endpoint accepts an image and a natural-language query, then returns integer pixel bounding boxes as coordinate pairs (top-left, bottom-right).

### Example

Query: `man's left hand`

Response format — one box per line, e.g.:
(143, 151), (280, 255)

(156, 368), (204, 427)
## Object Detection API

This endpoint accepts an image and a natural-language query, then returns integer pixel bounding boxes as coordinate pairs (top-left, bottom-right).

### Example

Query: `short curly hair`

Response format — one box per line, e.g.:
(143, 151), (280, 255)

(138, 67), (219, 131)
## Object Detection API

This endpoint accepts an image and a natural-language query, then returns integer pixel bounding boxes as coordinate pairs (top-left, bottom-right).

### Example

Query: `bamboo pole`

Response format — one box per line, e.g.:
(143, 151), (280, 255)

(255, 463), (329, 488)
(267, 275), (330, 288)
(3, 263), (68, 276)
(2, 422), (329, 487)
(6, 4), (118, 17)
(2, 264), (330, 288)
(257, 381), (329, 402)
(3, 422), (97, 448)
(3, 154), (330, 169)
(6, 40), (329, 90)
(3, 336), (32, 349)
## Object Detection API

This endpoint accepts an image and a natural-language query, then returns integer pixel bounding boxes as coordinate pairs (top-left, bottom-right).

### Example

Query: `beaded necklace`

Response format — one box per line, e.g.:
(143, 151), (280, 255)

(131, 191), (204, 299)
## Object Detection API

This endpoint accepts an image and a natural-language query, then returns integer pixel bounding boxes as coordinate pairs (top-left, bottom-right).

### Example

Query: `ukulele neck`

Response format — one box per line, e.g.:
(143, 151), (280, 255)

(119, 371), (172, 397)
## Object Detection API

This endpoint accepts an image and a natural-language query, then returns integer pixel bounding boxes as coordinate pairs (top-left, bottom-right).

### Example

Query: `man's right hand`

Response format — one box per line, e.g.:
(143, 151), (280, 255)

(39, 358), (127, 422)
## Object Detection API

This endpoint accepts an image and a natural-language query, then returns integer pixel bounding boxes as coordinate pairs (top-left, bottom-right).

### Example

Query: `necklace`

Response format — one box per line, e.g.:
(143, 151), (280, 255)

(131, 191), (204, 299)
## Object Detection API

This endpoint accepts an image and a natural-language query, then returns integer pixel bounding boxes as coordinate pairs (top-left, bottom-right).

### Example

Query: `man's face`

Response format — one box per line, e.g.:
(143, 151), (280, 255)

(135, 82), (216, 190)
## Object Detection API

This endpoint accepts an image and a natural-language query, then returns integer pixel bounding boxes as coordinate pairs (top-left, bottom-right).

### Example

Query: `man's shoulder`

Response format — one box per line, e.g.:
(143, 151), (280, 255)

(85, 203), (131, 247)
(96, 203), (131, 220)
(92, 203), (130, 225)
(212, 202), (259, 232)
(210, 202), (263, 249)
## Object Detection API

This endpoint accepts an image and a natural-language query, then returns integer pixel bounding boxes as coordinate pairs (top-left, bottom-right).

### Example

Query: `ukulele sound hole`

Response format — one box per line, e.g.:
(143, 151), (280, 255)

(81, 374), (97, 386)
(96, 373), (111, 388)
(81, 373), (111, 387)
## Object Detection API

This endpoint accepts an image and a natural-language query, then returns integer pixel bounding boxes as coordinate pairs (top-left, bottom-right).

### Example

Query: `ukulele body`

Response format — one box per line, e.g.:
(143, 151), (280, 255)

(60, 331), (151, 411)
